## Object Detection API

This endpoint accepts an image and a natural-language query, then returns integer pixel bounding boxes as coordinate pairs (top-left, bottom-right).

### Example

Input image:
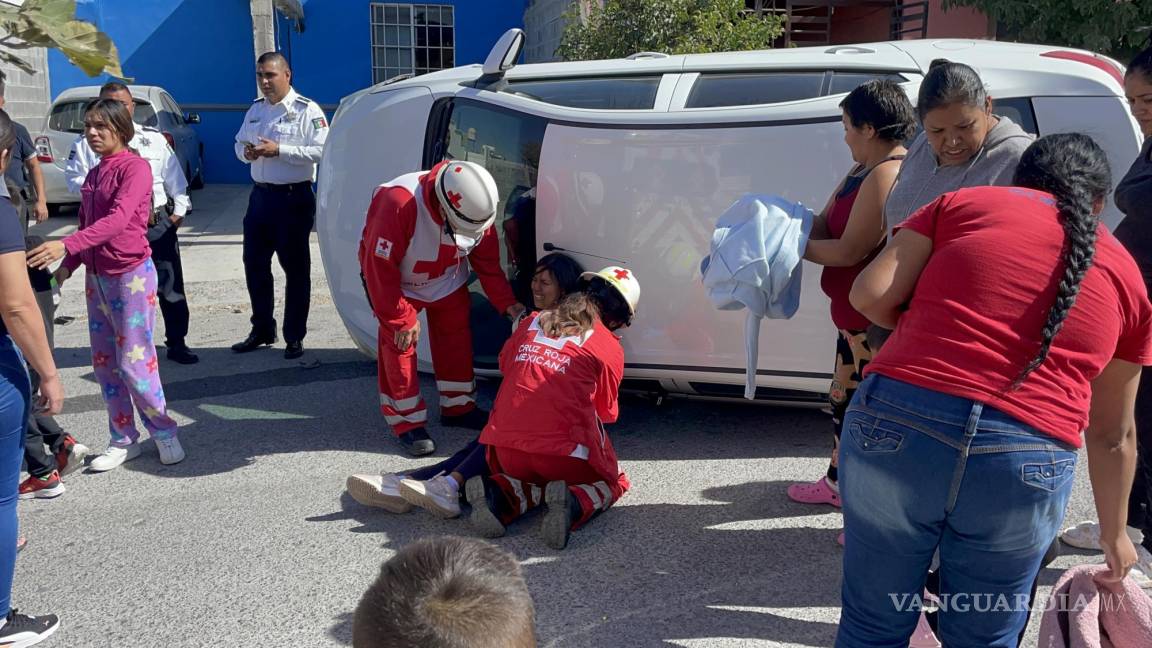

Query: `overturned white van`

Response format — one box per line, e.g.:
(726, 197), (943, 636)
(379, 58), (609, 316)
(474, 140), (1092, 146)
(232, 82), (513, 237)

(317, 31), (1142, 404)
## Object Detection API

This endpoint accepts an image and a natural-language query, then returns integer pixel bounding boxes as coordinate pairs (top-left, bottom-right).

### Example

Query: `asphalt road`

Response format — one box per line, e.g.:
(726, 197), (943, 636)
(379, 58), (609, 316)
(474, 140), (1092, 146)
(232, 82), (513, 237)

(11, 186), (1132, 647)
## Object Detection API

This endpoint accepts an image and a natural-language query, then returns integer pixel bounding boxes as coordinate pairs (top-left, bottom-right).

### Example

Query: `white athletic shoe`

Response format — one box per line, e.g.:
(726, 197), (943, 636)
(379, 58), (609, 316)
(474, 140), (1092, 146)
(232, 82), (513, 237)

(156, 437), (185, 465)
(346, 473), (412, 513)
(88, 444), (142, 472)
(399, 475), (461, 518)
(1060, 521), (1143, 551)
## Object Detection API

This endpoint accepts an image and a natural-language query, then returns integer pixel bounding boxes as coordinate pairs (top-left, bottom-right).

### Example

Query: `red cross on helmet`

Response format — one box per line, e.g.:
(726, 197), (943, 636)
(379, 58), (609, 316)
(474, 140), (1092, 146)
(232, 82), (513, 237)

(434, 160), (500, 251)
(580, 265), (641, 315)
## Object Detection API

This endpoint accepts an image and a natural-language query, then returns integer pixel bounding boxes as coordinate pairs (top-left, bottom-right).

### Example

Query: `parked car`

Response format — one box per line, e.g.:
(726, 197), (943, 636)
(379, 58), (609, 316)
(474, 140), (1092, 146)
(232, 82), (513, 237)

(34, 84), (205, 209)
(317, 32), (1142, 403)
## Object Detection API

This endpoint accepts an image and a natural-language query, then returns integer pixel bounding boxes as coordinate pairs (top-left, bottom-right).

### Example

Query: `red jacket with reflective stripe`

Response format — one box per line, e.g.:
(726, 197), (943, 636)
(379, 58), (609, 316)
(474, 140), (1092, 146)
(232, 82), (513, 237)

(358, 161), (517, 330)
(481, 314), (625, 484)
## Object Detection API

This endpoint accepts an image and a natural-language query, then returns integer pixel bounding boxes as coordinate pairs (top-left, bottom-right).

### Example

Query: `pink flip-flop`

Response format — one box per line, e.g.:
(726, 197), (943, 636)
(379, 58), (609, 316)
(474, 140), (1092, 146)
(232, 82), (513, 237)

(837, 531), (845, 547)
(787, 477), (842, 507)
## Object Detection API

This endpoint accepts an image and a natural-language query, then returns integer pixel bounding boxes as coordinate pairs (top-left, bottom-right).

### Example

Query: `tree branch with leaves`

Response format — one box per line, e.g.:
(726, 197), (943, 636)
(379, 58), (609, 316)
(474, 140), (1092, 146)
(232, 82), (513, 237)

(556, 0), (784, 62)
(0, 0), (125, 77)
(945, 0), (1152, 58)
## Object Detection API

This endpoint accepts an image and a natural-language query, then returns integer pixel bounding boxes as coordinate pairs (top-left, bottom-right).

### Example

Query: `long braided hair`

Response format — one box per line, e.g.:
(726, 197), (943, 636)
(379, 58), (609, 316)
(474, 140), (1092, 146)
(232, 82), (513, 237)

(1008, 133), (1112, 389)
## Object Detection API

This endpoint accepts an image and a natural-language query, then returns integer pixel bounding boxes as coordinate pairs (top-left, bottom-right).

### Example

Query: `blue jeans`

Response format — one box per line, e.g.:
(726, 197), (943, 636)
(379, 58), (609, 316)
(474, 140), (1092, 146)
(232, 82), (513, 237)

(836, 375), (1076, 648)
(0, 336), (29, 617)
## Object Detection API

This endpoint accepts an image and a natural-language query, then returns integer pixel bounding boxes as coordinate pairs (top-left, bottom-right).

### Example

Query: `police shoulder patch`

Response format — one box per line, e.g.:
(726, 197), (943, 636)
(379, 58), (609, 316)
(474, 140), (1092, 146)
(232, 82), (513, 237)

(312, 116), (328, 130)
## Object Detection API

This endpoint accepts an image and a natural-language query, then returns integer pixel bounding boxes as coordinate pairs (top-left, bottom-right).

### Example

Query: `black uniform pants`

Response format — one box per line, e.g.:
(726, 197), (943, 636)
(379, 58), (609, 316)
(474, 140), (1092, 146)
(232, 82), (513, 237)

(149, 223), (190, 348)
(24, 288), (67, 479)
(242, 183), (314, 343)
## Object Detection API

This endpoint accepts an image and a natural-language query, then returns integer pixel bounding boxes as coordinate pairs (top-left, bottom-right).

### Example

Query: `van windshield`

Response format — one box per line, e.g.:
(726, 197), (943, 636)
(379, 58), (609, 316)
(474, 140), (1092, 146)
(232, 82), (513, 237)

(48, 99), (159, 133)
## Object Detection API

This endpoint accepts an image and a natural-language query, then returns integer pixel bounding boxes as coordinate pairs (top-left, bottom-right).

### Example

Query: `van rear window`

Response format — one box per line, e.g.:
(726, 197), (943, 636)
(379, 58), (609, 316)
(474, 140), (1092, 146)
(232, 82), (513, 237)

(503, 77), (660, 110)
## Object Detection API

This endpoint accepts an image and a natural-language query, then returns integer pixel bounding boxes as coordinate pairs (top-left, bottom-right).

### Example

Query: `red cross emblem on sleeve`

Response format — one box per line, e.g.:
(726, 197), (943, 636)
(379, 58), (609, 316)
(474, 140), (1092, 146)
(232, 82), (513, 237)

(614, 269), (630, 280)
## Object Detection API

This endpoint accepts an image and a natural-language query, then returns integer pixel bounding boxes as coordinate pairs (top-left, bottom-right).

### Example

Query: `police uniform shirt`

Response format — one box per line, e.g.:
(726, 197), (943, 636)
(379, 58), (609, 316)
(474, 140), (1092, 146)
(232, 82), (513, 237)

(65, 126), (191, 217)
(233, 87), (328, 184)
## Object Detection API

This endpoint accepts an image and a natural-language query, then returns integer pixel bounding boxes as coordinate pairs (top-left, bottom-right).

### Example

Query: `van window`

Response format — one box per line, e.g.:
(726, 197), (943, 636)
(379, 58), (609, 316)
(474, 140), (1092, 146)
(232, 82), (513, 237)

(993, 97), (1039, 136)
(428, 98), (548, 365)
(827, 71), (908, 96)
(48, 99), (159, 134)
(503, 77), (661, 110)
(686, 72), (825, 108)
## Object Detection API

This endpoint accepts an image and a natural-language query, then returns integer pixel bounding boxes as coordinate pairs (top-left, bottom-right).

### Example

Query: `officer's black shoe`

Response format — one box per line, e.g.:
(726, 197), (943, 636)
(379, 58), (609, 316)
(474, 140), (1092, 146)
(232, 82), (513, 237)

(397, 427), (435, 457)
(166, 345), (200, 365)
(441, 407), (489, 431)
(284, 341), (304, 360)
(465, 476), (506, 539)
(541, 480), (580, 550)
(231, 331), (277, 353)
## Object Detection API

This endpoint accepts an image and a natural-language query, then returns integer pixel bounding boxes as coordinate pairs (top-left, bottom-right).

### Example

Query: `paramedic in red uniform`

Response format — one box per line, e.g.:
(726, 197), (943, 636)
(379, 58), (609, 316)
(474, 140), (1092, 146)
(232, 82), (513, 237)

(465, 266), (640, 550)
(359, 160), (524, 456)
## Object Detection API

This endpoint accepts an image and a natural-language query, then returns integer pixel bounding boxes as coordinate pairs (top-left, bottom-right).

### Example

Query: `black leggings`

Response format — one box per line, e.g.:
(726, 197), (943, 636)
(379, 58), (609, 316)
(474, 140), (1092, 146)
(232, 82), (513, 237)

(407, 439), (488, 482)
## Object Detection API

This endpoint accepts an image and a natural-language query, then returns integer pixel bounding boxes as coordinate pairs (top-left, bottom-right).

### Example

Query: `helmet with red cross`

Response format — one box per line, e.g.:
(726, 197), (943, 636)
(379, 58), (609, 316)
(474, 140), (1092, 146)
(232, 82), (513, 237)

(580, 266), (641, 328)
(433, 160), (500, 251)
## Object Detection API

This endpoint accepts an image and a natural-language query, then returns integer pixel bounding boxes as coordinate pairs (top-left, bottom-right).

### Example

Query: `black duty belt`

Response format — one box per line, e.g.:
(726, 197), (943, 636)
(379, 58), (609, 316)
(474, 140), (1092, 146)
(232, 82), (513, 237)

(254, 181), (313, 192)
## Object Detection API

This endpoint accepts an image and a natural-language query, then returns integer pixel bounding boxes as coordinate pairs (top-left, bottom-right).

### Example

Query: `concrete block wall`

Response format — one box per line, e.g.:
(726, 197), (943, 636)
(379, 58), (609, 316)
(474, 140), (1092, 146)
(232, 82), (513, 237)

(0, 47), (51, 129)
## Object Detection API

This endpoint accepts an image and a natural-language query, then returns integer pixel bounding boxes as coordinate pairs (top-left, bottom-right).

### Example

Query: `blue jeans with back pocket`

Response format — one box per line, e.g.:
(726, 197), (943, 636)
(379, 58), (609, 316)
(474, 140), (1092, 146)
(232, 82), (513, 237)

(835, 374), (1076, 648)
(0, 336), (29, 617)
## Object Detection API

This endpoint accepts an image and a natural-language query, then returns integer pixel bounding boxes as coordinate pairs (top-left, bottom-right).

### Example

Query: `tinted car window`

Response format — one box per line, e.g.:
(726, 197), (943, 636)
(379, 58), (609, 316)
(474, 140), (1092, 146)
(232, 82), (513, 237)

(161, 93), (184, 125)
(686, 72), (825, 108)
(503, 77), (660, 110)
(47, 100), (88, 133)
(48, 99), (158, 133)
(827, 71), (908, 95)
(993, 97), (1039, 136)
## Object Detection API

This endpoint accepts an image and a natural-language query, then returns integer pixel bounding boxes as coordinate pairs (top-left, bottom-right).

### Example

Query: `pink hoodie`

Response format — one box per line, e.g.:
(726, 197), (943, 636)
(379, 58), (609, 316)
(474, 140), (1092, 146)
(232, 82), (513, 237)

(62, 149), (153, 276)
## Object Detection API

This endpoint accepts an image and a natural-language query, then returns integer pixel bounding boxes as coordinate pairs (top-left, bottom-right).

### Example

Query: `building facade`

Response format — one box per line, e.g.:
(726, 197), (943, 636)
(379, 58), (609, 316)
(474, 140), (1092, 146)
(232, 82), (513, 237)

(47, 0), (526, 184)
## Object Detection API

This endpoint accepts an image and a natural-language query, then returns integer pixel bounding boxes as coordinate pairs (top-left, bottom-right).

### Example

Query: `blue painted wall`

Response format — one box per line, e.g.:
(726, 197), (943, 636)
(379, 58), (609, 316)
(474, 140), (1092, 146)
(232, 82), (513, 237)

(50, 1), (526, 183)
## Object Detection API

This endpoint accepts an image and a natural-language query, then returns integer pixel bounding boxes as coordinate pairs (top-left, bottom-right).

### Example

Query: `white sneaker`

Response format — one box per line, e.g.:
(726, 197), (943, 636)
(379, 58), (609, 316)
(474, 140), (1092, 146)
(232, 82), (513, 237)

(346, 473), (412, 513)
(1130, 545), (1152, 589)
(1060, 521), (1143, 551)
(89, 444), (141, 472)
(399, 475), (461, 518)
(156, 437), (185, 465)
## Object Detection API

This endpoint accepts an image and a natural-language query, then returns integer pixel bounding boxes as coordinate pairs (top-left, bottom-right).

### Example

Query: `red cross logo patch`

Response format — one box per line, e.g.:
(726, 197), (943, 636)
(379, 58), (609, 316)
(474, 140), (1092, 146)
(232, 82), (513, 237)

(614, 269), (630, 281)
(446, 190), (463, 209)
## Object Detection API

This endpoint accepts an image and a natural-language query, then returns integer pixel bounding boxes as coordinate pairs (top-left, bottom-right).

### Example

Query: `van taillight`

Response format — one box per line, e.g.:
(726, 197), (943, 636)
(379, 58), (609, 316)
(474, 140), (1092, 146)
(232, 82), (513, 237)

(1041, 50), (1125, 86)
(34, 136), (52, 163)
(162, 132), (175, 149)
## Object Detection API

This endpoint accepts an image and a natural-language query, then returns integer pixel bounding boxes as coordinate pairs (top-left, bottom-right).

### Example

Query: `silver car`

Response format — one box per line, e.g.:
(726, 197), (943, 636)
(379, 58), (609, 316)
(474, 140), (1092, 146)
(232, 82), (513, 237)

(33, 84), (205, 210)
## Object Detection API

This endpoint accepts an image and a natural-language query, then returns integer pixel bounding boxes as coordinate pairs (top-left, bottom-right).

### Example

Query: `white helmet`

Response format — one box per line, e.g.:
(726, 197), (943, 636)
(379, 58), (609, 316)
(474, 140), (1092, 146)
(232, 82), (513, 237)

(580, 266), (641, 315)
(434, 160), (500, 251)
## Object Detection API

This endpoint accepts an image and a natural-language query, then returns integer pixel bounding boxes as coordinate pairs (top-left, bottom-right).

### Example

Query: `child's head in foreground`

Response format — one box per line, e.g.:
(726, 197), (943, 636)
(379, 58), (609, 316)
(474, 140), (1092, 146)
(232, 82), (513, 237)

(352, 535), (536, 648)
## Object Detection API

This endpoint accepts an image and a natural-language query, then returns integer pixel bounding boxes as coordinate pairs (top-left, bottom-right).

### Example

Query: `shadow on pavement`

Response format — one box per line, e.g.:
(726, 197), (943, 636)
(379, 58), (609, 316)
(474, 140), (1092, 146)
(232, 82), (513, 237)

(320, 480), (843, 647)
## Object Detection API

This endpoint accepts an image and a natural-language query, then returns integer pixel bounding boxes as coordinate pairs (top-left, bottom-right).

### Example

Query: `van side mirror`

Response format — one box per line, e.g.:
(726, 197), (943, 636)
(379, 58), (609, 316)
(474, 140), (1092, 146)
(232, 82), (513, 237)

(185, 112), (201, 124)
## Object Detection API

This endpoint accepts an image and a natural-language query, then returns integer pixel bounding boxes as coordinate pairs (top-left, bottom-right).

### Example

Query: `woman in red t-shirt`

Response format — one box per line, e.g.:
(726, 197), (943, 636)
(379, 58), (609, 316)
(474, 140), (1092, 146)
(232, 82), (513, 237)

(467, 266), (640, 550)
(788, 79), (915, 514)
(836, 133), (1152, 647)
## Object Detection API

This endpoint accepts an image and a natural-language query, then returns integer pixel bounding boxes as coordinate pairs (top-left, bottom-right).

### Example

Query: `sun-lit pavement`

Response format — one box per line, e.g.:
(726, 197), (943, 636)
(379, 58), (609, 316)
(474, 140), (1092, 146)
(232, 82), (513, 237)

(11, 185), (1120, 647)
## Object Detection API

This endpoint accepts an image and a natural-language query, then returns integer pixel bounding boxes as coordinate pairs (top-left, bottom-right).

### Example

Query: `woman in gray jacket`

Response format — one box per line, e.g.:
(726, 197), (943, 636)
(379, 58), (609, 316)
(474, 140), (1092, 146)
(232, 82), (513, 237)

(882, 59), (1034, 232)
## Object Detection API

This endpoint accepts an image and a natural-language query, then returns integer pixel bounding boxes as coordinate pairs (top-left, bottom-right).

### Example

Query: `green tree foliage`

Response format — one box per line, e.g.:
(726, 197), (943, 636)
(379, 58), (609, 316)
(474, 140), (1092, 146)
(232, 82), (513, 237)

(945, 0), (1152, 58)
(0, 0), (126, 77)
(556, 0), (784, 61)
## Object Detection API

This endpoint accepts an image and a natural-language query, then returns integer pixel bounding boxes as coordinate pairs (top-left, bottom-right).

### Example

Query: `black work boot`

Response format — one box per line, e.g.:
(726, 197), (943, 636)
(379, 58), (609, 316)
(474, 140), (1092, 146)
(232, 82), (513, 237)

(397, 427), (435, 457)
(465, 476), (506, 539)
